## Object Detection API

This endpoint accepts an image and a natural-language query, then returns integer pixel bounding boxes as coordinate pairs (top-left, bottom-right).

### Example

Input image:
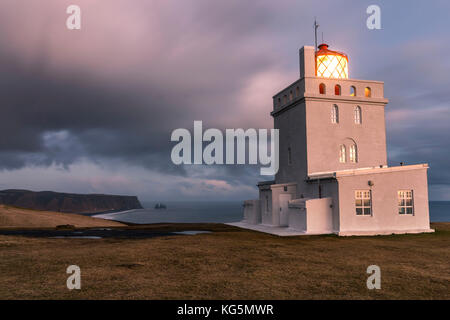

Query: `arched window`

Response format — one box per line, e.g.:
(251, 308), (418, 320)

(331, 105), (339, 124)
(335, 84), (341, 96)
(350, 86), (356, 96)
(296, 86), (300, 97)
(350, 144), (358, 163)
(278, 97), (281, 106)
(283, 95), (287, 104)
(289, 91), (293, 101)
(365, 87), (371, 97)
(319, 83), (326, 94)
(354, 106), (362, 124)
(339, 145), (346, 163)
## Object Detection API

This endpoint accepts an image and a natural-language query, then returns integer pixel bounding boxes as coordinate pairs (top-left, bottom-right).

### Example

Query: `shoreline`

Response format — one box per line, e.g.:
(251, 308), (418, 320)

(92, 209), (141, 220)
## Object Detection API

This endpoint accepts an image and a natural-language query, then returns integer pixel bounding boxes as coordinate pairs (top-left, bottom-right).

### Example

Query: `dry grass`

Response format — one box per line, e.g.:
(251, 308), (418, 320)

(0, 205), (125, 228)
(0, 222), (448, 300)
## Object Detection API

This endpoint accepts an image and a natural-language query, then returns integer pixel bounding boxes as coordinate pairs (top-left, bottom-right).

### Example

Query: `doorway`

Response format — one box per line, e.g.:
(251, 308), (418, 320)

(278, 194), (292, 227)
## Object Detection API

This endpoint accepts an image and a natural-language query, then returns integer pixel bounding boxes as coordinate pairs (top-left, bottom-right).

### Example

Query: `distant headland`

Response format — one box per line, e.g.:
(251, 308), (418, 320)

(0, 189), (143, 214)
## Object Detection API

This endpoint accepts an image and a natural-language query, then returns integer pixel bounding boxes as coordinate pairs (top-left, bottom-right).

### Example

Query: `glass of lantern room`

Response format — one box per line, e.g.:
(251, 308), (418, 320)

(316, 44), (349, 79)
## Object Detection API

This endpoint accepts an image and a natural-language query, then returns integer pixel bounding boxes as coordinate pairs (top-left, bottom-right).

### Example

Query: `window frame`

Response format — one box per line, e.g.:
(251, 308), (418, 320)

(354, 106), (362, 124)
(398, 190), (414, 215)
(349, 144), (357, 163)
(339, 145), (346, 163)
(331, 105), (339, 124)
(355, 190), (372, 216)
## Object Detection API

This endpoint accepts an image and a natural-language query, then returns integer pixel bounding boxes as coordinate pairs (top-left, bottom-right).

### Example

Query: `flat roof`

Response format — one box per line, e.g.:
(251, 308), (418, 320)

(308, 164), (429, 180)
(257, 180), (276, 186)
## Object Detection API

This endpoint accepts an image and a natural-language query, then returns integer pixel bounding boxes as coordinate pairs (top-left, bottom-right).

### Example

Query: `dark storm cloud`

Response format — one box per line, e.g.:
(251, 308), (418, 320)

(0, 0), (287, 177)
(0, 54), (182, 174)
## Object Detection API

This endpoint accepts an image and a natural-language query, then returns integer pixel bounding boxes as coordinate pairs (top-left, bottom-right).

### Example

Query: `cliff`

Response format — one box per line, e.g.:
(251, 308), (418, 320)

(0, 189), (143, 214)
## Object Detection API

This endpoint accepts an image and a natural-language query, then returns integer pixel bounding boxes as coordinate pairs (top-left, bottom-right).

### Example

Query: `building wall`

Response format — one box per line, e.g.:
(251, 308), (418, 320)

(274, 101), (310, 196)
(243, 200), (261, 225)
(270, 183), (297, 226)
(337, 167), (431, 234)
(259, 187), (273, 225)
(306, 179), (340, 232)
(305, 97), (388, 174)
(305, 198), (334, 234)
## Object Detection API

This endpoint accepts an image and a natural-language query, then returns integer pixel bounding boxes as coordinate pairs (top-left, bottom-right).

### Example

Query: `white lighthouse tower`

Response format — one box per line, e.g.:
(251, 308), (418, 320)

(233, 43), (433, 236)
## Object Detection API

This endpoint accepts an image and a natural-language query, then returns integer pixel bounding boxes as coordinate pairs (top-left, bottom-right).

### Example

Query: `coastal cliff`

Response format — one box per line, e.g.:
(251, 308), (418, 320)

(0, 189), (143, 214)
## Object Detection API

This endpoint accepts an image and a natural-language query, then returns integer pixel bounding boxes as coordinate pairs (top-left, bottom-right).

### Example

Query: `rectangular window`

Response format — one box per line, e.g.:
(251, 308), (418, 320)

(398, 190), (414, 215)
(355, 190), (371, 216)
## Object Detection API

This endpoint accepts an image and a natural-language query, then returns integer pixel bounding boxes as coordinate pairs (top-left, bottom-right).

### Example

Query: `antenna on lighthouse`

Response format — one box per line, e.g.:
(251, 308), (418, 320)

(314, 18), (319, 52)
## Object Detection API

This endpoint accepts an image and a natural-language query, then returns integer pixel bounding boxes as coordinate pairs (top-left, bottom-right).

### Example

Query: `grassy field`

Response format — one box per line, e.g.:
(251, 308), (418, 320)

(0, 222), (448, 300)
(0, 205), (125, 228)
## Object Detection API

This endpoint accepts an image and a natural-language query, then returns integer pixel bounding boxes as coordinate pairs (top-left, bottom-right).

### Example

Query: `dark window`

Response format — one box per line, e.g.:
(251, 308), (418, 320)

(319, 83), (326, 94)
(335, 84), (341, 96)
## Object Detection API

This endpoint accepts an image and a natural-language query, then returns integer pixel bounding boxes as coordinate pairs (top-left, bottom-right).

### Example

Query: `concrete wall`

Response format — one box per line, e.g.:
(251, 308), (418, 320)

(273, 99), (309, 195)
(287, 198), (333, 234)
(299, 46), (316, 78)
(270, 183), (297, 226)
(305, 198), (334, 234)
(306, 180), (340, 232)
(337, 167), (431, 235)
(259, 186), (273, 225)
(305, 96), (388, 174)
(304, 78), (385, 99)
(243, 200), (261, 225)
(288, 208), (307, 231)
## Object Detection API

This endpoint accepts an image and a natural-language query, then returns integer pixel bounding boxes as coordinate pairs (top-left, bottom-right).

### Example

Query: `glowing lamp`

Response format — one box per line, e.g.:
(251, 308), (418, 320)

(316, 43), (348, 79)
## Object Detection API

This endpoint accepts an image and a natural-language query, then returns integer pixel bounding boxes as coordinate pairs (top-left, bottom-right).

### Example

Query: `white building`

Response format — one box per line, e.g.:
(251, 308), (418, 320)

(232, 44), (434, 236)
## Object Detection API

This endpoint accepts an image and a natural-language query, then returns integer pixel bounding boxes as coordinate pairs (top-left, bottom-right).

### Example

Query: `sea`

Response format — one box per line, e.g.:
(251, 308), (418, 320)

(93, 201), (450, 224)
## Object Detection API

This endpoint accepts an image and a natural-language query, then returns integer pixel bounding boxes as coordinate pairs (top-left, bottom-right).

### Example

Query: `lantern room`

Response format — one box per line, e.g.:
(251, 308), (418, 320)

(316, 43), (348, 79)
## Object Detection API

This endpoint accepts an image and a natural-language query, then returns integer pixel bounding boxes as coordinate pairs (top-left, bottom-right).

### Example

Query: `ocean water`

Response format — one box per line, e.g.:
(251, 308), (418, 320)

(94, 201), (450, 224)
(429, 201), (450, 222)
(94, 201), (243, 224)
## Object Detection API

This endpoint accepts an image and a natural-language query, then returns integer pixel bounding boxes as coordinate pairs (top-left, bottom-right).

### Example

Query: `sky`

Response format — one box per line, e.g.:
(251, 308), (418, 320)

(0, 0), (449, 201)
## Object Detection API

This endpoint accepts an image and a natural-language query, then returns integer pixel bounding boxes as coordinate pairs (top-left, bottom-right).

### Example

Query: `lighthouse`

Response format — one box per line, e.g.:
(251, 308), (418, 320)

(232, 43), (434, 236)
